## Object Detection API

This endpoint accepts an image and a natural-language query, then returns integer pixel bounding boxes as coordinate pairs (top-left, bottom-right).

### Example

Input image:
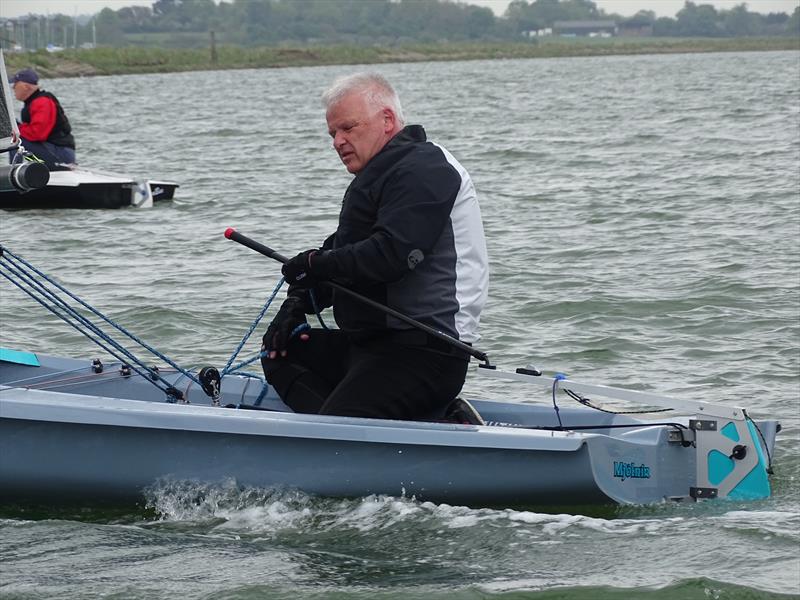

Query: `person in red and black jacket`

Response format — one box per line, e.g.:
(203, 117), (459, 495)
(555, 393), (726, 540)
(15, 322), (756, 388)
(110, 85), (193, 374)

(9, 68), (76, 168)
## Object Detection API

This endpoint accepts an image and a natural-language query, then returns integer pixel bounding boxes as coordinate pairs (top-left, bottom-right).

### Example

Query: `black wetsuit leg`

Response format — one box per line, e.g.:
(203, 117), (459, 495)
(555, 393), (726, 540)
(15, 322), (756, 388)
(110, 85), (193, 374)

(261, 328), (349, 414)
(319, 337), (469, 420)
(262, 329), (468, 420)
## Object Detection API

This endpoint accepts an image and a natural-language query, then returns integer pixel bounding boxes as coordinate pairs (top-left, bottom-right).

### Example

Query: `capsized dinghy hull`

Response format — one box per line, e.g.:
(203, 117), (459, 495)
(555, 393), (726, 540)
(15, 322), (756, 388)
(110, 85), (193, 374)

(0, 351), (780, 508)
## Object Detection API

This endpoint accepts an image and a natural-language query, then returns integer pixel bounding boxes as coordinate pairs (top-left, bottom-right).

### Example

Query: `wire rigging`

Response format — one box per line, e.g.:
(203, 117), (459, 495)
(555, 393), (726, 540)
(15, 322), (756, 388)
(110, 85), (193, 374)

(0, 246), (198, 398)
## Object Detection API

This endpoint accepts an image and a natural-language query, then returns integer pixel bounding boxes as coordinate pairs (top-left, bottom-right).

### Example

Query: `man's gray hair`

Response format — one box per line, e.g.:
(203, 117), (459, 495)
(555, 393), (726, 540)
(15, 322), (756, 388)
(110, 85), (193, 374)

(321, 72), (405, 125)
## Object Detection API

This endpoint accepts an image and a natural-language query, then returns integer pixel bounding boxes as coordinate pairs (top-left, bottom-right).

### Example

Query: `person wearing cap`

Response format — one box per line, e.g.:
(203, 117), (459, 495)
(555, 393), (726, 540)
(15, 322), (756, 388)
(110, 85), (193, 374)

(9, 68), (76, 168)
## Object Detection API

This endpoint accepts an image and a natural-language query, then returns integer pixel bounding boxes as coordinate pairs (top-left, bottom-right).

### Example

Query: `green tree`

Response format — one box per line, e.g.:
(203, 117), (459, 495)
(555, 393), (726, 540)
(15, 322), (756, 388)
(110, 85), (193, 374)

(624, 9), (656, 27)
(117, 5), (154, 31)
(504, 0), (601, 34)
(675, 1), (722, 36)
(653, 16), (679, 35)
(505, 1), (545, 34)
(241, 0), (274, 45)
(152, 0), (178, 17)
(787, 5), (800, 35)
(465, 6), (495, 39)
(722, 4), (763, 36)
(529, 0), (599, 25)
(95, 7), (124, 45)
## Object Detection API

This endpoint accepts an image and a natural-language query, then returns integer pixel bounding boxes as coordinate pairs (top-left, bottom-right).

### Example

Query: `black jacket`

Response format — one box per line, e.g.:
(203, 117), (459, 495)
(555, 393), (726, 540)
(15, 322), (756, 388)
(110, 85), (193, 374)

(294, 125), (489, 342)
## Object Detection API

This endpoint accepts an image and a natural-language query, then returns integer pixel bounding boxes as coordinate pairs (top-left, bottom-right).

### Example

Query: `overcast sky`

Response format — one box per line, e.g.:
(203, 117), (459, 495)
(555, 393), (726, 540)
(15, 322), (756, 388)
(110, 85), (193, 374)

(1, 0), (798, 19)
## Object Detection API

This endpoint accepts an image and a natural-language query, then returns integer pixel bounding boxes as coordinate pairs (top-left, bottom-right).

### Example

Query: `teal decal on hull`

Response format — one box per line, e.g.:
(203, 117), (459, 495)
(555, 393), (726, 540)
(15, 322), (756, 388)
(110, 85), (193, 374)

(720, 421), (740, 442)
(727, 421), (771, 500)
(708, 449), (735, 485)
(0, 347), (40, 367)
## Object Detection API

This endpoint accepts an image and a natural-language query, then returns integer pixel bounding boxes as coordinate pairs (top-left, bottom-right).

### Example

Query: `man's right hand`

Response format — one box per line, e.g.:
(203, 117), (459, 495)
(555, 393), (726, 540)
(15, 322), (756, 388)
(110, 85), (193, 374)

(262, 296), (309, 359)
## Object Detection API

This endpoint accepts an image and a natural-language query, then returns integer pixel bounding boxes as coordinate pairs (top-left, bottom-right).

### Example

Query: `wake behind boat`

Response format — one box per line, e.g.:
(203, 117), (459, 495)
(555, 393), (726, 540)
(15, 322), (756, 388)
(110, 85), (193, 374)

(0, 241), (781, 509)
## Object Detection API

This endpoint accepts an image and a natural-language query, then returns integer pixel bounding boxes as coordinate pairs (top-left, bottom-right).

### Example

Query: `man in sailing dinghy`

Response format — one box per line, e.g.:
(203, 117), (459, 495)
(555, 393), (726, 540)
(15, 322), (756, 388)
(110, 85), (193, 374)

(8, 68), (76, 168)
(261, 72), (489, 420)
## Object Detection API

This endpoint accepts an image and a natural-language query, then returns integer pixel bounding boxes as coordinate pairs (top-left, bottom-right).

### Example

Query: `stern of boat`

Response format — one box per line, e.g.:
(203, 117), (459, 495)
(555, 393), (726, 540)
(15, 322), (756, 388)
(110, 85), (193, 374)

(585, 413), (779, 505)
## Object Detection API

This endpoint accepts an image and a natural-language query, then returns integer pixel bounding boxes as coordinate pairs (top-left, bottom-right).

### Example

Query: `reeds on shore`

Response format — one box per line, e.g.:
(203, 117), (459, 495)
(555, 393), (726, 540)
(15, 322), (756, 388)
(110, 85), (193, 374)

(5, 37), (798, 79)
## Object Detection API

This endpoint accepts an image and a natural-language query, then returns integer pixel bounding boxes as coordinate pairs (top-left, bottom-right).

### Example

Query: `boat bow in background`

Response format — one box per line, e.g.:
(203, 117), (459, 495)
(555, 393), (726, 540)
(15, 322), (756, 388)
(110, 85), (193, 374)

(0, 50), (178, 210)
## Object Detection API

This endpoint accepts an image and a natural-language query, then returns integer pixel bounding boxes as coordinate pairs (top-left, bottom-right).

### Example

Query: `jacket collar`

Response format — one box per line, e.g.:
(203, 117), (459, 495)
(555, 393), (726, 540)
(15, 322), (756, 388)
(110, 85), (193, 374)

(359, 124), (426, 175)
(386, 124), (426, 149)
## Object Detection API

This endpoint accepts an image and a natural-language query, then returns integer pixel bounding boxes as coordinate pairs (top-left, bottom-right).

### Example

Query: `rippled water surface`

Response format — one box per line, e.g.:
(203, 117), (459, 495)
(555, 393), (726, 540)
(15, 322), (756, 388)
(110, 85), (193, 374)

(1, 51), (799, 599)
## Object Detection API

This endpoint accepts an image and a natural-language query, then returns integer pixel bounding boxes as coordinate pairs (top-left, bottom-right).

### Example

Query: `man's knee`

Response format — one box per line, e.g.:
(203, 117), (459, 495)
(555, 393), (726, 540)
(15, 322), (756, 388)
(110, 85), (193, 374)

(19, 139), (75, 168)
(261, 357), (330, 415)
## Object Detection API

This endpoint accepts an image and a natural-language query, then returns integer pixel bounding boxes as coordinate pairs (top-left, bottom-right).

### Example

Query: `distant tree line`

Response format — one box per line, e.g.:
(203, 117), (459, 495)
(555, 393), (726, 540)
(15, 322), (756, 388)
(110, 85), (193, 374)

(507, 0), (799, 37)
(610, 2), (798, 37)
(93, 0), (500, 45)
(9, 0), (800, 49)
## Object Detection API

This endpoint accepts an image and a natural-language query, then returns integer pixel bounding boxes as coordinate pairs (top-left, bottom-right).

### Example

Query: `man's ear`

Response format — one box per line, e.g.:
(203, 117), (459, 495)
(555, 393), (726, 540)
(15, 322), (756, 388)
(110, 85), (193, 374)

(382, 108), (397, 133)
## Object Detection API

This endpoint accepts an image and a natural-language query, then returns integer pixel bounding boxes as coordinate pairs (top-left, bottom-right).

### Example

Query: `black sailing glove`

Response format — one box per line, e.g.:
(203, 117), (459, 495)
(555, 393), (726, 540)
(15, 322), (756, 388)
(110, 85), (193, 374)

(281, 250), (316, 287)
(281, 250), (336, 288)
(262, 296), (309, 358)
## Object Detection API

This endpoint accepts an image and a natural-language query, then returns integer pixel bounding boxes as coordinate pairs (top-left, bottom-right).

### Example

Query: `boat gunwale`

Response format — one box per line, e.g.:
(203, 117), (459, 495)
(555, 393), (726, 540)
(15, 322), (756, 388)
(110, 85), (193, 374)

(0, 384), (592, 452)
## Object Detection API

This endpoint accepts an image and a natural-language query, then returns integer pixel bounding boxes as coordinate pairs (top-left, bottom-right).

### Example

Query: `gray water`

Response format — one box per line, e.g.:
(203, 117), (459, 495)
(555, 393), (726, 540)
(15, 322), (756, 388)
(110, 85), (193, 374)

(0, 51), (798, 599)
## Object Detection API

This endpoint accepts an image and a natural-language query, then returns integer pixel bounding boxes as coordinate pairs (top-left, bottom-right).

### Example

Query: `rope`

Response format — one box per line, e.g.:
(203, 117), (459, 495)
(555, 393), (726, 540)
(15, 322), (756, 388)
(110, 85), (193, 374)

(221, 284), (328, 377)
(1, 262), (158, 379)
(0, 364), (91, 387)
(225, 320), (310, 374)
(0, 247), (199, 397)
(0, 266), (177, 396)
(224, 351), (266, 374)
(1, 248), (199, 385)
(551, 373), (565, 428)
(309, 289), (329, 329)
(0, 245), (320, 404)
(745, 411), (774, 474)
(547, 372), (682, 441)
(563, 388), (673, 415)
(221, 277), (285, 376)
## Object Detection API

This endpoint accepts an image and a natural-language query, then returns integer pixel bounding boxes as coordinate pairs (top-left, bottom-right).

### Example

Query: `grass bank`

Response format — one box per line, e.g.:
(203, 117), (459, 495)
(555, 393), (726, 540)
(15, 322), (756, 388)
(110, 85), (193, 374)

(5, 37), (798, 79)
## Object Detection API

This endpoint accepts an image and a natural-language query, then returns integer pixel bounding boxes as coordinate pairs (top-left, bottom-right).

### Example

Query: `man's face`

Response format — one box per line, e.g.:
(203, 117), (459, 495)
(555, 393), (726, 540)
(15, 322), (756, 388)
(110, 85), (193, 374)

(326, 91), (394, 174)
(12, 81), (36, 102)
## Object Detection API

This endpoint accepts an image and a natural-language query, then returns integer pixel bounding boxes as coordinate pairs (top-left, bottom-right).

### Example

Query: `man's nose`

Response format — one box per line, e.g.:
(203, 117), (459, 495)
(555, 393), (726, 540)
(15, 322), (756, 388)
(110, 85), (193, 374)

(333, 132), (346, 150)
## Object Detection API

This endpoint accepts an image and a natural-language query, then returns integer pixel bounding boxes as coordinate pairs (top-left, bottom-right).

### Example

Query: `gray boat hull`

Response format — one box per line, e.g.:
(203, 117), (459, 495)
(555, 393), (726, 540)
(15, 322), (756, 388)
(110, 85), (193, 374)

(0, 352), (780, 508)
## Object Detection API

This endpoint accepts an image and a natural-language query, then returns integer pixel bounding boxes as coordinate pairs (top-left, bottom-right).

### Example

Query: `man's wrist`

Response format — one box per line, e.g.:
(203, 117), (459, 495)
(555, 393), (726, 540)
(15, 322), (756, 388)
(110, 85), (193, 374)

(309, 250), (336, 279)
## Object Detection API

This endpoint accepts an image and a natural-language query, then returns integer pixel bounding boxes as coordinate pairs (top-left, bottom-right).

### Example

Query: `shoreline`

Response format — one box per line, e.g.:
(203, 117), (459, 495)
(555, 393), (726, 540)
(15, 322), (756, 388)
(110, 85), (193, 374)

(4, 37), (798, 79)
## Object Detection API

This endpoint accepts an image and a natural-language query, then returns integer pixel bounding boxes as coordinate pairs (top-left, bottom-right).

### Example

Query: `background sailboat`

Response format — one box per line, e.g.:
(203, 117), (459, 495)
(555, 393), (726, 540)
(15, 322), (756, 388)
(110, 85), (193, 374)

(0, 50), (177, 210)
